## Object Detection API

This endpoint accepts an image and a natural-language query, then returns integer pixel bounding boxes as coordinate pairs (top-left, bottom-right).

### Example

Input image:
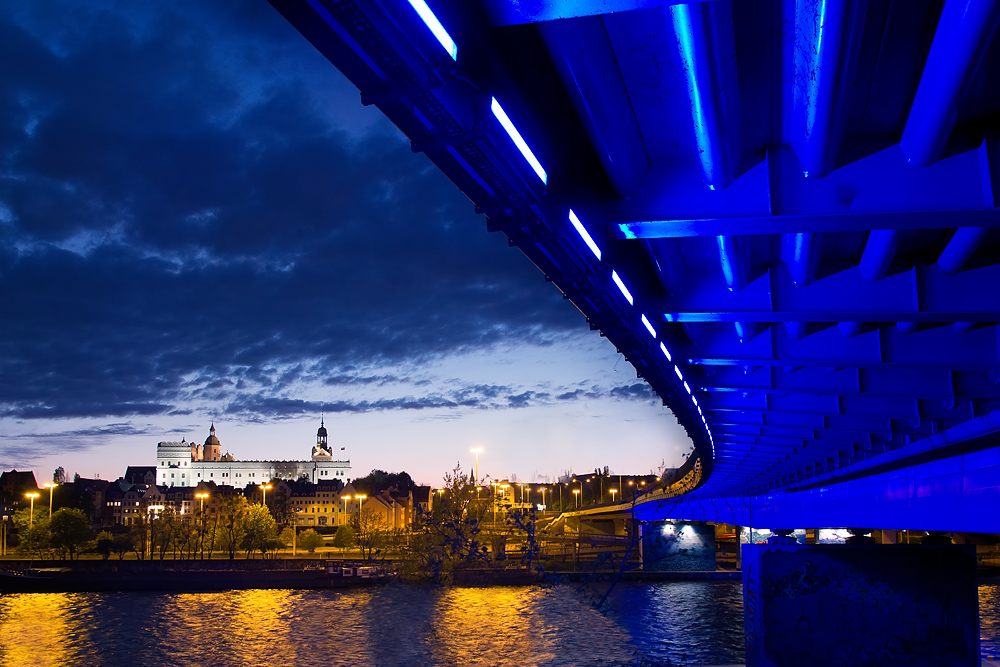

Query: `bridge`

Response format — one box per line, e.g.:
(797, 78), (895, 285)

(268, 0), (1000, 535)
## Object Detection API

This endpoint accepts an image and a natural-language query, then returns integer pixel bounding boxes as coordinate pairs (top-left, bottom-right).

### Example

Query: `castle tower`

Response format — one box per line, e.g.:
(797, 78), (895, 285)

(204, 423), (222, 462)
(312, 417), (332, 461)
(190, 441), (203, 462)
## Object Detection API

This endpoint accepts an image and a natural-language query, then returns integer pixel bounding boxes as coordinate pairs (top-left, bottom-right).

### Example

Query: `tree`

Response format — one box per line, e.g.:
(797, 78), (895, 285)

(49, 508), (95, 560)
(301, 528), (325, 553)
(353, 507), (387, 560)
(129, 519), (148, 560)
(351, 470), (415, 497)
(217, 496), (249, 559)
(12, 507), (50, 559)
(95, 531), (114, 560)
(112, 532), (134, 560)
(53, 467), (67, 484)
(404, 465), (492, 583)
(240, 504), (278, 558)
(332, 525), (355, 555)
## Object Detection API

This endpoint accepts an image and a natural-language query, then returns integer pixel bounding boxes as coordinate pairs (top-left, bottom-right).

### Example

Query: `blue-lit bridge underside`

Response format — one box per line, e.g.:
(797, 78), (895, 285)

(271, 0), (1000, 532)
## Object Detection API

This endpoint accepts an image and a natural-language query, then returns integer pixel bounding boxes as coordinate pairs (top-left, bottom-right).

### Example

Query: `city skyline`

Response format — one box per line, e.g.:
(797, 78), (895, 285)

(0, 1), (691, 487)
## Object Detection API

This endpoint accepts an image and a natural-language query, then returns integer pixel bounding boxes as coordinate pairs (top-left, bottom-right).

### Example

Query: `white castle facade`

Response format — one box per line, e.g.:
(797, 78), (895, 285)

(155, 420), (350, 488)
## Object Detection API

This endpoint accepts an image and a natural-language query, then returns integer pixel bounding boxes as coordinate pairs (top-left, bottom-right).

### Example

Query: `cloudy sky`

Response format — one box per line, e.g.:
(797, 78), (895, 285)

(0, 1), (692, 487)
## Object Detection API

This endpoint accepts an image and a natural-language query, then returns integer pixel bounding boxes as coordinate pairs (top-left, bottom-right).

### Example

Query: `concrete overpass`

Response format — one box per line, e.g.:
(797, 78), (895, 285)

(269, 0), (1000, 534)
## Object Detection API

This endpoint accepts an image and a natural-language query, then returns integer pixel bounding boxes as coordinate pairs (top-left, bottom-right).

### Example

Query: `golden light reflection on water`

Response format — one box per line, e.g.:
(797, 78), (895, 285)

(0, 594), (96, 667)
(6, 583), (991, 666)
(432, 587), (555, 664)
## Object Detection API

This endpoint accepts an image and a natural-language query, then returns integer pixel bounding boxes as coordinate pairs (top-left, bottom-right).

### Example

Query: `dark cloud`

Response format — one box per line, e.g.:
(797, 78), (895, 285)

(0, 2), (588, 421)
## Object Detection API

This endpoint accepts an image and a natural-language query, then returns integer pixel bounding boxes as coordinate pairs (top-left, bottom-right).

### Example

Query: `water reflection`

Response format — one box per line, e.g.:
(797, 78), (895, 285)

(0, 593), (97, 666)
(0, 583), (996, 666)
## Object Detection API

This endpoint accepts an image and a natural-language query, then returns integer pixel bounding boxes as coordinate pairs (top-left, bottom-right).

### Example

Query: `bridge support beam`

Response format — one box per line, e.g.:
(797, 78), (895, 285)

(635, 433), (1000, 533)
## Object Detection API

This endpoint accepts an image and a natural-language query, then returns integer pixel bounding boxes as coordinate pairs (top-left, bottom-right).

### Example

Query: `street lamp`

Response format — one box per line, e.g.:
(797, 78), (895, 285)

(572, 488), (580, 508)
(292, 508), (303, 556)
(146, 504), (165, 560)
(25, 492), (39, 530)
(539, 488), (547, 512)
(471, 447), (483, 484)
(43, 483), (56, 519)
(195, 493), (209, 559)
(259, 483), (271, 507)
(610, 488), (618, 503)
(341, 494), (352, 524)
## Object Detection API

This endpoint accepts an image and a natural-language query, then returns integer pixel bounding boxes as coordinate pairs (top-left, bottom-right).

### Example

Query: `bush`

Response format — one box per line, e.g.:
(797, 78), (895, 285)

(298, 529), (325, 553)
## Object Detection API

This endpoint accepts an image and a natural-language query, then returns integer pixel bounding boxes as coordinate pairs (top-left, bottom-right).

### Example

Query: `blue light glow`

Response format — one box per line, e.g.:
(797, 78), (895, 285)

(612, 270), (633, 305)
(674, 365), (683, 381)
(406, 0), (458, 61)
(641, 314), (656, 337)
(684, 381), (691, 394)
(671, 5), (714, 185)
(491, 97), (547, 185)
(660, 341), (672, 362)
(619, 224), (637, 240)
(568, 209), (601, 260)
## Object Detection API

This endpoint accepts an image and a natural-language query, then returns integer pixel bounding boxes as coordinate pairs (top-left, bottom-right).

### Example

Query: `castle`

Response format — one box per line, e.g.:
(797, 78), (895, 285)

(155, 419), (350, 488)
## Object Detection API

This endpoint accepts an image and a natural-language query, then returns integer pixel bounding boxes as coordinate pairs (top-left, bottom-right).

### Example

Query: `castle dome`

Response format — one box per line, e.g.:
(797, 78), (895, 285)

(205, 422), (221, 448)
(317, 417), (328, 439)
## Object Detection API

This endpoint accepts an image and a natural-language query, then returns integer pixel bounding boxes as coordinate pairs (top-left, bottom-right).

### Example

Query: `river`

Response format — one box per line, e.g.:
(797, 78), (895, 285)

(0, 582), (997, 666)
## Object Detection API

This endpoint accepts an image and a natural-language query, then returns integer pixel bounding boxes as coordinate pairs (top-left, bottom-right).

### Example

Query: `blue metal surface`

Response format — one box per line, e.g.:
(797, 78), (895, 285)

(270, 0), (1000, 530)
(900, 0), (1000, 167)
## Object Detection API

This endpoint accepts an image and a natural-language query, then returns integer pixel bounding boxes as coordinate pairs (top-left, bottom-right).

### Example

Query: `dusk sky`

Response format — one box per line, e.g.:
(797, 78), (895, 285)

(0, 1), (692, 487)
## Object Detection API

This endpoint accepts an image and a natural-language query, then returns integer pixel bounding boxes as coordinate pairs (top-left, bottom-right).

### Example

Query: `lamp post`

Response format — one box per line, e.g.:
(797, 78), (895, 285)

(341, 494), (351, 525)
(44, 483), (56, 520)
(539, 487), (547, 512)
(195, 492), (209, 559)
(471, 447), (483, 484)
(572, 489), (580, 508)
(146, 504), (164, 560)
(25, 492), (40, 530)
(292, 508), (302, 556)
(259, 483), (271, 507)
(610, 488), (618, 503)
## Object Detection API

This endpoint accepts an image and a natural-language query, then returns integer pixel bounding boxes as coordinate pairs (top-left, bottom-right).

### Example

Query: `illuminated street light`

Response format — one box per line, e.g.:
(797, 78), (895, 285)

(471, 447), (483, 484)
(146, 504), (165, 560)
(610, 489), (618, 503)
(539, 487), (547, 512)
(43, 483), (56, 520)
(341, 494), (352, 524)
(25, 492), (39, 530)
(572, 489), (580, 508)
(195, 492), (209, 559)
(259, 483), (272, 507)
